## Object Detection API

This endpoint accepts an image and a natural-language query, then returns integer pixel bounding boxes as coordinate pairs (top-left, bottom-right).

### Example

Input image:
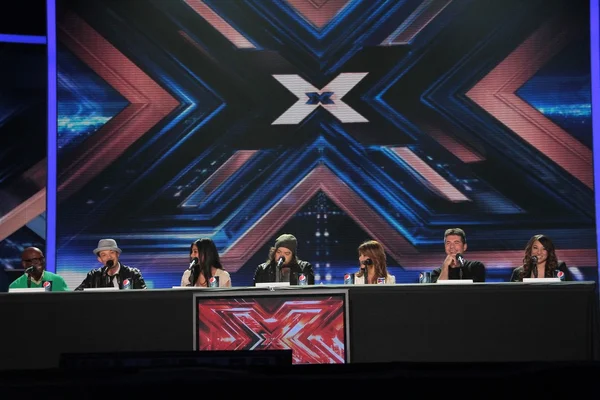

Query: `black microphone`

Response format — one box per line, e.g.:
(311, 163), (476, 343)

(276, 256), (285, 269)
(103, 260), (114, 287)
(360, 259), (372, 284)
(186, 257), (199, 286)
(273, 256), (286, 283)
(530, 256), (538, 264)
(531, 256), (538, 278)
(24, 266), (36, 288)
(456, 253), (465, 280)
(189, 257), (199, 270)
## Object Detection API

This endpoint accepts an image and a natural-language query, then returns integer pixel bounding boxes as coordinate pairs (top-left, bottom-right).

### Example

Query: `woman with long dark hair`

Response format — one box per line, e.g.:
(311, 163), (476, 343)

(510, 234), (572, 282)
(181, 238), (231, 287)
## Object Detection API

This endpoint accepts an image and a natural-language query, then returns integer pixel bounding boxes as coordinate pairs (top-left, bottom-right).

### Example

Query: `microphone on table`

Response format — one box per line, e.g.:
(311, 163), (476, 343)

(188, 257), (199, 270)
(25, 266), (35, 288)
(274, 256), (285, 283)
(361, 258), (373, 284)
(103, 260), (114, 286)
(531, 256), (538, 278)
(187, 257), (199, 286)
(276, 256), (285, 269)
(456, 253), (465, 279)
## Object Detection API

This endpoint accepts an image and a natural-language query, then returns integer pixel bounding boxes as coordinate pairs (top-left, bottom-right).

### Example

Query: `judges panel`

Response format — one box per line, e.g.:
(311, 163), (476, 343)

(0, 282), (597, 370)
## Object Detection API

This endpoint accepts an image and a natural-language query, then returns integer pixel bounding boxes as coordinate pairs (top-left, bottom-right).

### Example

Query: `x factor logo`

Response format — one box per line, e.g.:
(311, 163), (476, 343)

(272, 73), (369, 125)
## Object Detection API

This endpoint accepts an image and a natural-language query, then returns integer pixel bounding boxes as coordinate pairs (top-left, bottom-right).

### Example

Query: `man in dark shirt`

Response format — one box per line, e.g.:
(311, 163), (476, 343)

(431, 228), (486, 283)
(75, 238), (146, 290)
(253, 234), (314, 285)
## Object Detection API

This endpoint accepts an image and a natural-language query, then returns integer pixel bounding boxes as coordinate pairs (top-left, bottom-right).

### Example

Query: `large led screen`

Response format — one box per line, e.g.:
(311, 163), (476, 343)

(54, 0), (596, 288)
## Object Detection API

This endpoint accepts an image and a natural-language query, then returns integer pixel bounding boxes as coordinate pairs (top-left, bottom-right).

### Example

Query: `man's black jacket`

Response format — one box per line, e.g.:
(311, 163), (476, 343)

(253, 260), (314, 285)
(75, 264), (146, 290)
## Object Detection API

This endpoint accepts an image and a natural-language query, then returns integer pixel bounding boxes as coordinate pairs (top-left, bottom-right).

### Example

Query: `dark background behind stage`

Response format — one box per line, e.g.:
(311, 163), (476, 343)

(0, 0), (596, 290)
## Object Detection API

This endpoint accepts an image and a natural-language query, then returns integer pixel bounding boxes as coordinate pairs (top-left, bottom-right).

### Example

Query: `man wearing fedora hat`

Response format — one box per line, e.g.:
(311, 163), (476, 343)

(75, 238), (146, 290)
(253, 234), (314, 285)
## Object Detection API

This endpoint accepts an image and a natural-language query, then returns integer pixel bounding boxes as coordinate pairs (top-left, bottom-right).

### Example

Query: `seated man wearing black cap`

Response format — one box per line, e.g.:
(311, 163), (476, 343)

(75, 238), (146, 290)
(253, 234), (314, 285)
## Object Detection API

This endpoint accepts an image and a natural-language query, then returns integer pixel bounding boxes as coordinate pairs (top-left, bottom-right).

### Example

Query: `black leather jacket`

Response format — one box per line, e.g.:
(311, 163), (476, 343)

(509, 260), (571, 282)
(253, 260), (314, 285)
(75, 264), (146, 290)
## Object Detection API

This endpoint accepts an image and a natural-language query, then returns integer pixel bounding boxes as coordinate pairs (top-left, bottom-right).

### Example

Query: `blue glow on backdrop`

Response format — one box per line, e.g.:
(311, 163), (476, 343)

(53, 0), (596, 289)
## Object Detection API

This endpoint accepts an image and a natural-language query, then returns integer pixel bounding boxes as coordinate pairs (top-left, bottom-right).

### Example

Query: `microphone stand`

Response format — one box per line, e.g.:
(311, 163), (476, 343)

(274, 258), (285, 283)
(456, 254), (465, 280)
(102, 263), (114, 288)
(361, 259), (374, 284)
(23, 266), (35, 288)
(102, 267), (109, 287)
(530, 256), (538, 279)
(191, 265), (199, 287)
(188, 258), (199, 286)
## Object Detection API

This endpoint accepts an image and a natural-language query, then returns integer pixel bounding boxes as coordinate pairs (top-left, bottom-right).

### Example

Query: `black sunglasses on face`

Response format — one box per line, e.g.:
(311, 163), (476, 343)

(22, 257), (44, 264)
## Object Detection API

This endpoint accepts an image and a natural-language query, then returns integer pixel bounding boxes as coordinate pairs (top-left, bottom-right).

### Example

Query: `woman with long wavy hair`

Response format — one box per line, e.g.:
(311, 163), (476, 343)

(354, 240), (395, 284)
(510, 234), (572, 282)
